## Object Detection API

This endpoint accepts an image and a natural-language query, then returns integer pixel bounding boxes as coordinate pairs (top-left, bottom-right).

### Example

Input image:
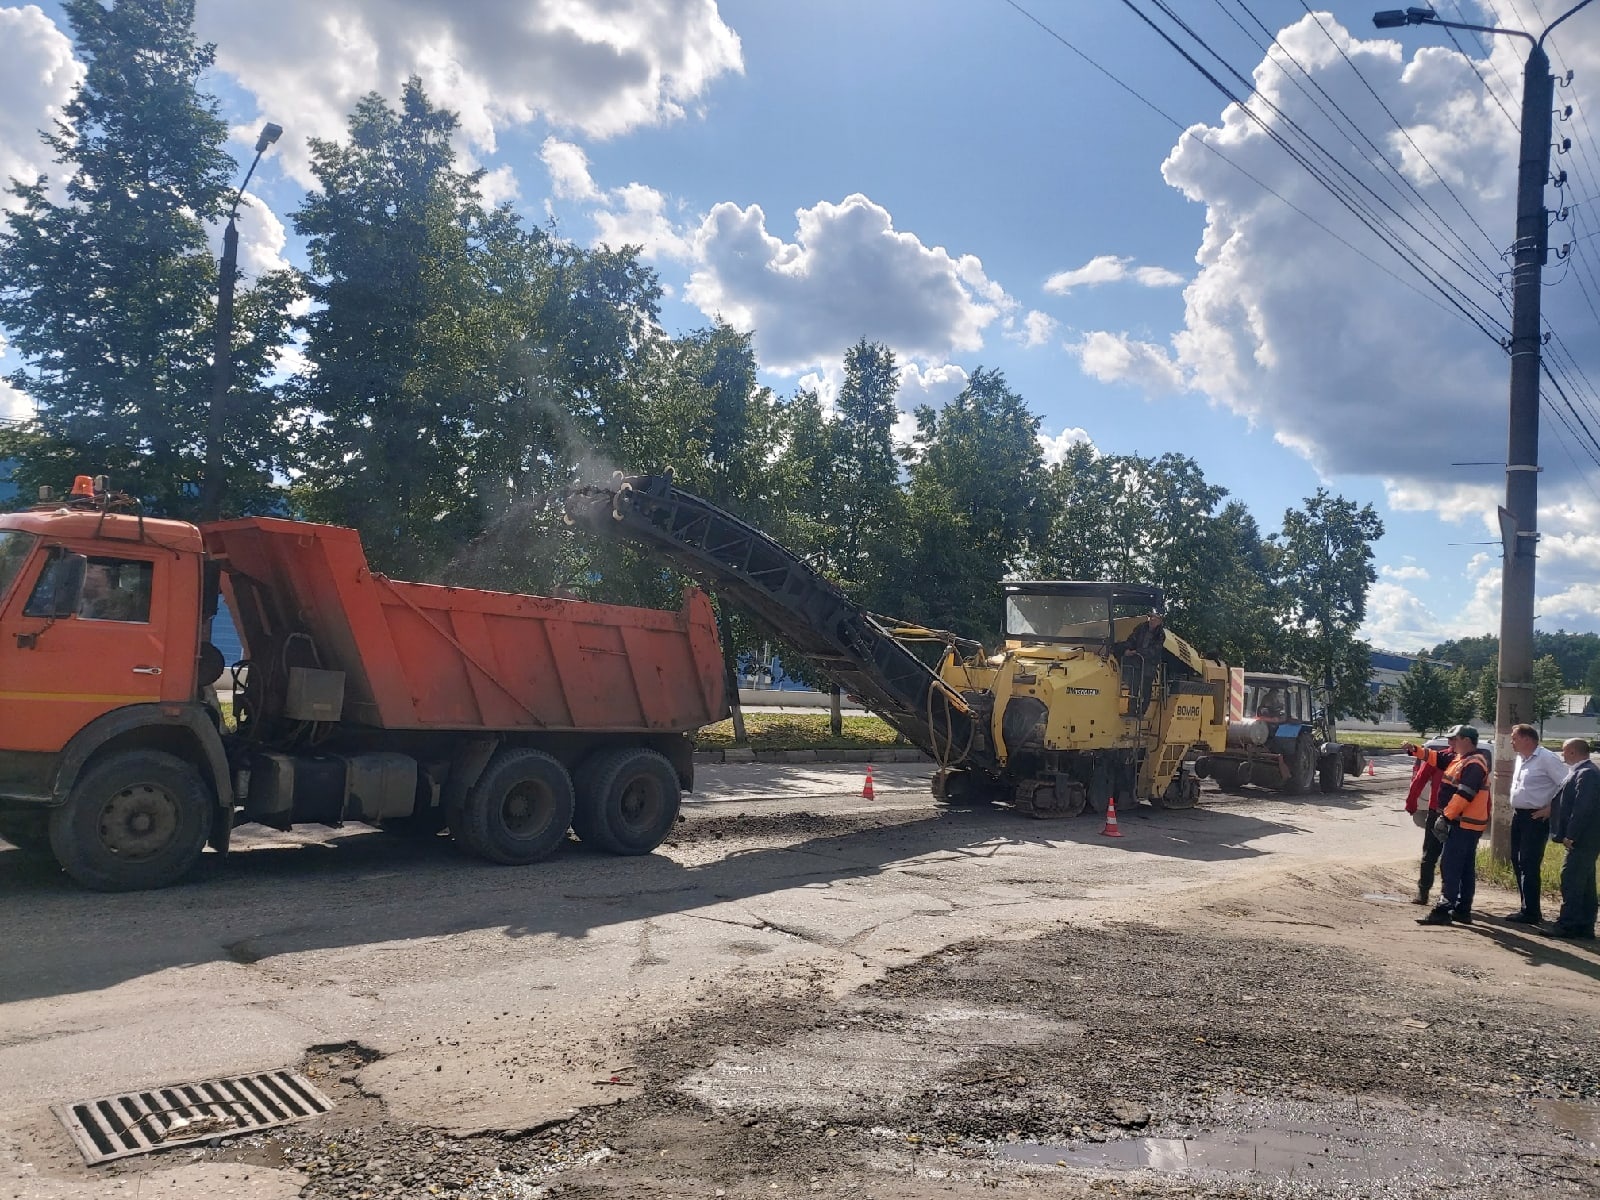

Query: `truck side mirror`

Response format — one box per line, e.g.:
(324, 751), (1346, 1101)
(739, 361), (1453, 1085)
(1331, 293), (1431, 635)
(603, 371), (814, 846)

(50, 552), (88, 617)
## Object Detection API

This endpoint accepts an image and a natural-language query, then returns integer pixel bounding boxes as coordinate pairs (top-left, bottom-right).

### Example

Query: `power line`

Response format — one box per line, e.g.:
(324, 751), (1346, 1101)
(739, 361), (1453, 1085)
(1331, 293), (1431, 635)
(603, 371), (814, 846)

(997, 0), (1481, 324)
(1114, 0), (1512, 343)
(1291, 1), (1508, 281)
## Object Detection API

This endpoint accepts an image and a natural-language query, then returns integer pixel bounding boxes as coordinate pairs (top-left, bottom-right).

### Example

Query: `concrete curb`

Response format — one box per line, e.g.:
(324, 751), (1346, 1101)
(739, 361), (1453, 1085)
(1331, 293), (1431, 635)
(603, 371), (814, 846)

(694, 747), (931, 765)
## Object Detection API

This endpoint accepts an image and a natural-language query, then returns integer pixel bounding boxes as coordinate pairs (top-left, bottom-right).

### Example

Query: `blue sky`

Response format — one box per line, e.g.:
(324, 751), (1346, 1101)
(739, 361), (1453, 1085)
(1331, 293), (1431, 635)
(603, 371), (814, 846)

(2, 1), (1597, 650)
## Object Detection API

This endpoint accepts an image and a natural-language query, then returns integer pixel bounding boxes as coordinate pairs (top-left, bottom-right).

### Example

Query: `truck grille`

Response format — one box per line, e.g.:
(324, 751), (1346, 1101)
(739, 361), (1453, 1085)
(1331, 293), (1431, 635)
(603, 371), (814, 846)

(53, 1069), (334, 1164)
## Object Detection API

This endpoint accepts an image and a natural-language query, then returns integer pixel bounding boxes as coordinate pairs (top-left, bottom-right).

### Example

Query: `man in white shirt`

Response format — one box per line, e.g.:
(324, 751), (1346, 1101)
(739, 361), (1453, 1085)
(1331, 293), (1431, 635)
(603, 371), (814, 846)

(1506, 723), (1568, 924)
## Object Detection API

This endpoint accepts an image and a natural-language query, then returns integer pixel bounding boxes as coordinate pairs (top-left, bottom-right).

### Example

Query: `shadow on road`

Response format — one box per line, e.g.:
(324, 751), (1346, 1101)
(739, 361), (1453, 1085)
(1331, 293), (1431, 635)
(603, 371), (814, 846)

(0, 769), (1361, 1004)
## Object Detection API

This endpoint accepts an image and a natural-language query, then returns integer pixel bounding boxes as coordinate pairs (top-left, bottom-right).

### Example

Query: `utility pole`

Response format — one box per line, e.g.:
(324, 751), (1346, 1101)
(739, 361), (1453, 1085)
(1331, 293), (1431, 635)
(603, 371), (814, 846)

(1492, 45), (1555, 861)
(1374, 3), (1594, 861)
(201, 122), (282, 523)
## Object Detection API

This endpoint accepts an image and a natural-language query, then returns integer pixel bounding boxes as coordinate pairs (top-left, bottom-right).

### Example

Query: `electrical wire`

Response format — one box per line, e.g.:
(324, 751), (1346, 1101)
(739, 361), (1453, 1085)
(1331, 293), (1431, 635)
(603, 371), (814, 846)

(1291, 1), (1508, 279)
(1150, 0), (1505, 307)
(1114, 0), (1513, 343)
(996, 0), (1476, 322)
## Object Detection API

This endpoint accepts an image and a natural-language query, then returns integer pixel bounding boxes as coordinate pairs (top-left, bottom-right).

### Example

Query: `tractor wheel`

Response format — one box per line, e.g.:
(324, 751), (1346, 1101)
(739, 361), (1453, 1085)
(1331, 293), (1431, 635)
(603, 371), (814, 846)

(1211, 761), (1245, 793)
(573, 748), (681, 855)
(1283, 733), (1318, 795)
(1318, 757), (1341, 794)
(48, 751), (212, 891)
(459, 749), (575, 865)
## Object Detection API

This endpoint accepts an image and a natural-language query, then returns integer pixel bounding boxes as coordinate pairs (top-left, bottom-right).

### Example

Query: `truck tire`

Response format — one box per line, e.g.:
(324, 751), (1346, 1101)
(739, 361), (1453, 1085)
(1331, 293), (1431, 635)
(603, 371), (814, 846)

(1283, 733), (1317, 795)
(0, 810), (53, 856)
(573, 748), (680, 855)
(459, 749), (575, 865)
(48, 751), (212, 891)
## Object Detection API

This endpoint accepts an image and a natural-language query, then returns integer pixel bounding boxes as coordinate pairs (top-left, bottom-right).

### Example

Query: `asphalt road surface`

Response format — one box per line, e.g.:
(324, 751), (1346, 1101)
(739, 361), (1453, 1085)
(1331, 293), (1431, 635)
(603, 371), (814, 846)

(3, 757), (1596, 1199)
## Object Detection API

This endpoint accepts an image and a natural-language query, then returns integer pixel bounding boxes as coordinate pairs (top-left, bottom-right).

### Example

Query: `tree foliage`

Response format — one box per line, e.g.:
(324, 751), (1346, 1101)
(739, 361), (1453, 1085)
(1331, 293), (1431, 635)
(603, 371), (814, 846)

(1393, 660), (1459, 737)
(0, 0), (296, 516)
(1274, 489), (1384, 720)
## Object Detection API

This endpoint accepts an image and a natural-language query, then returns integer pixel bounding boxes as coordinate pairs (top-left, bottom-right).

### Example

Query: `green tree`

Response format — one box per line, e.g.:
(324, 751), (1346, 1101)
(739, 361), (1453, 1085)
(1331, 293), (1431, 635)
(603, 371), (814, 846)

(1534, 654), (1567, 727)
(830, 339), (907, 605)
(1394, 660), (1457, 736)
(291, 80), (534, 574)
(1476, 663), (1498, 725)
(0, 0), (296, 516)
(900, 367), (1042, 639)
(1274, 489), (1384, 720)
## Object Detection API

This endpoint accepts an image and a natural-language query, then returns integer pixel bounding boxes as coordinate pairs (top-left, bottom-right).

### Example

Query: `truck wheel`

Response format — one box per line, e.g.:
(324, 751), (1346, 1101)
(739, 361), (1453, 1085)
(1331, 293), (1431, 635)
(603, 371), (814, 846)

(573, 748), (680, 856)
(460, 750), (575, 865)
(1283, 734), (1317, 795)
(0, 810), (53, 856)
(48, 751), (212, 891)
(1318, 757), (1341, 794)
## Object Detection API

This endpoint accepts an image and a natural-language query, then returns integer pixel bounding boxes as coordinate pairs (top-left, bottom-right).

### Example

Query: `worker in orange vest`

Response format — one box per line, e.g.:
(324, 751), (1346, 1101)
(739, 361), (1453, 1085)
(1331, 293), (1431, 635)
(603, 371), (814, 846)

(1402, 725), (1491, 927)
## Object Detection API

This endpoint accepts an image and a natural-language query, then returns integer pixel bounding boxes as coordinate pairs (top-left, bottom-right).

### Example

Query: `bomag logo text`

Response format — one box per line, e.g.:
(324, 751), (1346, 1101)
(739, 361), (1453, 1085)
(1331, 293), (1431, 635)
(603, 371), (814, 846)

(1176, 704), (1201, 718)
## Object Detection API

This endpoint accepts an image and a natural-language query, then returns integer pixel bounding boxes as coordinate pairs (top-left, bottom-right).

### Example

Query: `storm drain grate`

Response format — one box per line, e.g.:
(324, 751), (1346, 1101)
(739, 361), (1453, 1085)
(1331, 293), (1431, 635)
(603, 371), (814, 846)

(53, 1069), (335, 1165)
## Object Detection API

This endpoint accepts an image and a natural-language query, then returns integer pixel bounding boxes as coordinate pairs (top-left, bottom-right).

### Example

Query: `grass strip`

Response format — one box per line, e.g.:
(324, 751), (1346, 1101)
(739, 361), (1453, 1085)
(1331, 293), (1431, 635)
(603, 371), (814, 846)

(1477, 842), (1568, 899)
(694, 713), (905, 751)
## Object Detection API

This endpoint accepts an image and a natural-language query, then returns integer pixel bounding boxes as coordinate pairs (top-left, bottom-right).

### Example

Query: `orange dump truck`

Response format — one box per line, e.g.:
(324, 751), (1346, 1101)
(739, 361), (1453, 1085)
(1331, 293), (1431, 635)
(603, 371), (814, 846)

(0, 483), (726, 891)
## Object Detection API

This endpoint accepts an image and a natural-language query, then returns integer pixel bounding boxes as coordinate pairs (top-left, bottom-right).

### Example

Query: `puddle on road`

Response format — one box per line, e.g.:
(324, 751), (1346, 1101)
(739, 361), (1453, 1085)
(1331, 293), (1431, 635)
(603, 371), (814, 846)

(1536, 1097), (1600, 1145)
(999, 1119), (1448, 1184)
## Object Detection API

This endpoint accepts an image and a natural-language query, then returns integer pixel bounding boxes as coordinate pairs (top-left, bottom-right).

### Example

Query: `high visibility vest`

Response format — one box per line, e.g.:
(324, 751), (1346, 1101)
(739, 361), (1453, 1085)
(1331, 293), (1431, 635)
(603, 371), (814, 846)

(1416, 747), (1491, 832)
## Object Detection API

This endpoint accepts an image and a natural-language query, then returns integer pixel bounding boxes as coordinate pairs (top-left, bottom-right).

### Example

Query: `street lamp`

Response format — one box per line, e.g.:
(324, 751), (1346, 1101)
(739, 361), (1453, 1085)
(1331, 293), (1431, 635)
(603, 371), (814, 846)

(200, 121), (283, 523)
(1373, 2), (1594, 861)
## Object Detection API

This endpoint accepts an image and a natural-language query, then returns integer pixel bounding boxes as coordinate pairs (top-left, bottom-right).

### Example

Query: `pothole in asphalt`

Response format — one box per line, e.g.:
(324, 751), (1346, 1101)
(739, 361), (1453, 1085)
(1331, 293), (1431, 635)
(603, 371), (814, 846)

(679, 1001), (1080, 1113)
(999, 1122), (1440, 1183)
(992, 1093), (1498, 1190)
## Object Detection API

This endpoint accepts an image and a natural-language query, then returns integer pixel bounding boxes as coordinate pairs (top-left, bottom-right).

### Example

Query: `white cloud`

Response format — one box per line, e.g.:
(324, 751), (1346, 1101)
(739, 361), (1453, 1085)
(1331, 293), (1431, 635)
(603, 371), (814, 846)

(685, 194), (1012, 373)
(1006, 309), (1058, 348)
(540, 137), (695, 262)
(1044, 255), (1186, 294)
(1157, 9), (1600, 513)
(0, 331), (31, 421)
(1361, 580), (1450, 650)
(1380, 563), (1430, 581)
(0, 6), (83, 212)
(195, 1), (743, 184)
(896, 361), (969, 410)
(1068, 330), (1185, 395)
(1038, 425), (1093, 466)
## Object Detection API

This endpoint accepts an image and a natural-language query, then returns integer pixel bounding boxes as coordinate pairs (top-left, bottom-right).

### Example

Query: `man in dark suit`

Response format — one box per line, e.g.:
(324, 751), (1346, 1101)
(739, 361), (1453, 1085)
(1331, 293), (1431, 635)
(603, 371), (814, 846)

(1546, 738), (1600, 940)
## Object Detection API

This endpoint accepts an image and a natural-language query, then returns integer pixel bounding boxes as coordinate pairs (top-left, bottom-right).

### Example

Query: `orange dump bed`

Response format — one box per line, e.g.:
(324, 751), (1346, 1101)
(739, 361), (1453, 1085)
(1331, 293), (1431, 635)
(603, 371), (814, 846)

(203, 517), (726, 733)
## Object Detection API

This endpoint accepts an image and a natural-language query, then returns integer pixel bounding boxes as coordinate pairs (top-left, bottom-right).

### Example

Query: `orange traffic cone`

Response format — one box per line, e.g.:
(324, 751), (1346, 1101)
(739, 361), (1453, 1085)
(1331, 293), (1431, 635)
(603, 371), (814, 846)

(1366, 758), (1376, 777)
(862, 765), (875, 800)
(1101, 796), (1124, 838)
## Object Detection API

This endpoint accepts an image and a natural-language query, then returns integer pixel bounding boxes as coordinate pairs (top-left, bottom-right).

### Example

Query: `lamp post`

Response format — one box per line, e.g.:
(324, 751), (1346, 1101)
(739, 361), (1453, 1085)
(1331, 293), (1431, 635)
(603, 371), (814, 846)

(1373, 3), (1593, 860)
(200, 121), (283, 523)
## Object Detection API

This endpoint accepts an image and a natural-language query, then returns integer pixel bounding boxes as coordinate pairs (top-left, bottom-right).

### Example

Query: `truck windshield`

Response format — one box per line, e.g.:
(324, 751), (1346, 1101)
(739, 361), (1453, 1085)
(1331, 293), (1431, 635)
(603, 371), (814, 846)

(0, 531), (38, 606)
(1005, 593), (1110, 643)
